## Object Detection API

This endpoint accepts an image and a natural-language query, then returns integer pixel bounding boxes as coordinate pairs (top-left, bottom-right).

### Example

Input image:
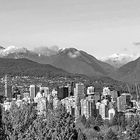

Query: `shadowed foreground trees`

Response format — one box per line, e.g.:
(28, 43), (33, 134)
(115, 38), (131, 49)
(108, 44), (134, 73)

(1, 102), (86, 140)
(2, 102), (37, 140)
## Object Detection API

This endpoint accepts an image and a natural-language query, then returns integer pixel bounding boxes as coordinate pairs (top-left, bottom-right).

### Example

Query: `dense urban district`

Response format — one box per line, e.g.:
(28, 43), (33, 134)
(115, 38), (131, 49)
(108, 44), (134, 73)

(0, 75), (140, 140)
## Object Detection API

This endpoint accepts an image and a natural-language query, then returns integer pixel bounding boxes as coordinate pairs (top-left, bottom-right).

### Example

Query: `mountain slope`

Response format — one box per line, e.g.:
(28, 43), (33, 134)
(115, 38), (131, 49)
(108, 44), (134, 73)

(0, 47), (115, 77)
(0, 58), (69, 77)
(112, 57), (140, 83)
(47, 48), (115, 77)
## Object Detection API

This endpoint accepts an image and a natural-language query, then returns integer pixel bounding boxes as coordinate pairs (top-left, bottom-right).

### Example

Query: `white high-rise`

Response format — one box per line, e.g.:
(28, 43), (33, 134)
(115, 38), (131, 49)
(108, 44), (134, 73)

(5, 75), (12, 98)
(103, 87), (110, 96)
(87, 86), (94, 95)
(29, 85), (36, 99)
(40, 87), (49, 97)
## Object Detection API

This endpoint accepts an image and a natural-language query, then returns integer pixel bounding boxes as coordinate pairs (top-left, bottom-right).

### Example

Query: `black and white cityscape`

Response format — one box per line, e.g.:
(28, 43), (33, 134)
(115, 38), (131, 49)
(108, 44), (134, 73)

(0, 0), (140, 140)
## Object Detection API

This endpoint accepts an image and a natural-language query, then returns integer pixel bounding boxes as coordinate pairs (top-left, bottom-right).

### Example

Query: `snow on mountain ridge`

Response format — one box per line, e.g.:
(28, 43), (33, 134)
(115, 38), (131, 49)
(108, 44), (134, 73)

(101, 53), (136, 61)
(0, 46), (28, 56)
(100, 53), (140, 68)
(0, 45), (80, 57)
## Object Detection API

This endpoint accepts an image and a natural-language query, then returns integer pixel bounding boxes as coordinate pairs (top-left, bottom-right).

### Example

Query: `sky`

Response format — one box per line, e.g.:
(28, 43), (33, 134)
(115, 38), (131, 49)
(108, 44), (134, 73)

(0, 0), (140, 58)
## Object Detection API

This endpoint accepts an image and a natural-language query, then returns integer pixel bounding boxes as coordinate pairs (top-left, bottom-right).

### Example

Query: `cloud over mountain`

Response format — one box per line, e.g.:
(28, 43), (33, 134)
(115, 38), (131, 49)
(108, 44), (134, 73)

(32, 46), (59, 56)
(0, 46), (28, 56)
(101, 53), (139, 68)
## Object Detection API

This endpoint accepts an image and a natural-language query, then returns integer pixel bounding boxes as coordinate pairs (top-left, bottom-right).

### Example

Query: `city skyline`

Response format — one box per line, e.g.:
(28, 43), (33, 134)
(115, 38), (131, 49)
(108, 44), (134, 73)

(0, 0), (140, 58)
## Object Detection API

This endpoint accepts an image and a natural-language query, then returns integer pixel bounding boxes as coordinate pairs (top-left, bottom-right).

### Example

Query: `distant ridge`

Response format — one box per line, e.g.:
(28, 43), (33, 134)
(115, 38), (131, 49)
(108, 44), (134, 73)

(111, 57), (140, 83)
(0, 58), (69, 77)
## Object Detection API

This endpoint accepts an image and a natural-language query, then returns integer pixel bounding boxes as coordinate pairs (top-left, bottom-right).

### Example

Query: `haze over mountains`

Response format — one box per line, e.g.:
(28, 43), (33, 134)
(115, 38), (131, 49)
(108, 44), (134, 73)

(0, 45), (139, 83)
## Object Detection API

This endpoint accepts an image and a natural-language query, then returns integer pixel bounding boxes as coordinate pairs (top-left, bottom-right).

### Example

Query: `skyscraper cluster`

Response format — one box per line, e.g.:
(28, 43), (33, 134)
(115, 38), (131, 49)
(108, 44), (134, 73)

(2, 78), (139, 121)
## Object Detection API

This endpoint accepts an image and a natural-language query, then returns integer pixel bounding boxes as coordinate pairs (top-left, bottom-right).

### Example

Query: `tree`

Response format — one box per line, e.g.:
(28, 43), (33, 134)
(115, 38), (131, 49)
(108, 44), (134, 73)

(95, 115), (104, 126)
(135, 123), (140, 135)
(120, 115), (126, 130)
(81, 115), (87, 126)
(85, 119), (91, 128)
(88, 116), (95, 126)
(104, 128), (118, 140)
(52, 104), (78, 140)
(77, 129), (87, 140)
(2, 101), (79, 140)
(2, 102), (37, 140)
(0, 105), (6, 140)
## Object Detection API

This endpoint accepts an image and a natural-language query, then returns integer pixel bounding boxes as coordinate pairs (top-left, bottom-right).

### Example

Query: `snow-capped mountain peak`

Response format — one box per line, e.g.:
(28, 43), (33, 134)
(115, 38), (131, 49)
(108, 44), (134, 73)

(58, 48), (81, 58)
(1, 46), (28, 56)
(101, 53), (139, 68)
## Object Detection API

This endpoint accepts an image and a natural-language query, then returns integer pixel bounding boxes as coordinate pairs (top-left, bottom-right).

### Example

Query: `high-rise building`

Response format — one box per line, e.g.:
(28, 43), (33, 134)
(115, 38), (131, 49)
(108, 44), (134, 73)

(12, 86), (21, 99)
(70, 82), (75, 96)
(66, 83), (72, 96)
(98, 99), (110, 120)
(87, 86), (94, 95)
(35, 86), (40, 97)
(108, 108), (115, 120)
(29, 85), (40, 99)
(110, 90), (118, 102)
(57, 86), (69, 100)
(61, 96), (75, 116)
(122, 93), (131, 106)
(4, 75), (12, 99)
(102, 87), (110, 96)
(117, 96), (126, 112)
(40, 87), (49, 97)
(75, 83), (85, 102)
(29, 85), (35, 99)
(52, 89), (58, 97)
(99, 103), (106, 119)
(74, 83), (85, 120)
(81, 96), (96, 119)
(81, 99), (87, 118)
(117, 93), (131, 112)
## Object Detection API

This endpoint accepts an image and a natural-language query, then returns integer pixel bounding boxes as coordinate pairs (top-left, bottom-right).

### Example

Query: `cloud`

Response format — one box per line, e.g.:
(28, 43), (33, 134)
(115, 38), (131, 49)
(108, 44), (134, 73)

(32, 46), (59, 56)
(133, 42), (140, 46)
(0, 46), (28, 56)
(100, 53), (140, 68)
(68, 51), (80, 58)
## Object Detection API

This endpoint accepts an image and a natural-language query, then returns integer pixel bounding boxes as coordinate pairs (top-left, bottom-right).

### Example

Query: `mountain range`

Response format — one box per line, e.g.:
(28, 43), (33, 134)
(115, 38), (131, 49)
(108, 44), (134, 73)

(0, 46), (114, 77)
(0, 46), (139, 83)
